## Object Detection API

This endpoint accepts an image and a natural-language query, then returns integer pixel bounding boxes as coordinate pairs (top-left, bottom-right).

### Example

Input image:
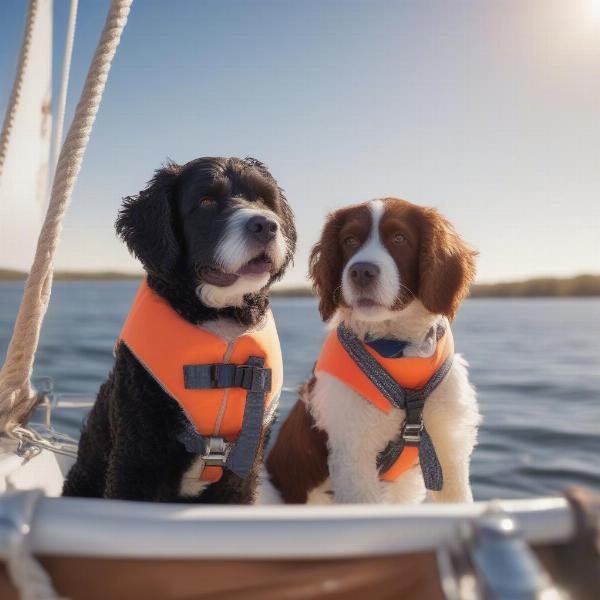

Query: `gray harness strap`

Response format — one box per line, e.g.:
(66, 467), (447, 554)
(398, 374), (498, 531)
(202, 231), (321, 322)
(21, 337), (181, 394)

(336, 324), (453, 491)
(176, 356), (271, 480)
(337, 325), (410, 409)
(224, 357), (269, 477)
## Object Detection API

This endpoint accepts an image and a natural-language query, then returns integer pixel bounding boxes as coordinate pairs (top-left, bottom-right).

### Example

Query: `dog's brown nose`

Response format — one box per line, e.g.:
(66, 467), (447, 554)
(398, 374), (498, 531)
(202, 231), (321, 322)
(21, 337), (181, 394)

(350, 262), (380, 288)
(246, 215), (278, 244)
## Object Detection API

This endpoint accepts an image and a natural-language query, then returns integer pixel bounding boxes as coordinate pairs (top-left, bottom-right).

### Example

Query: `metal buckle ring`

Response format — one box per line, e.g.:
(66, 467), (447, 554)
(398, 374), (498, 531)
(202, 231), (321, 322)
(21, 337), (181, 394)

(401, 422), (423, 444)
(201, 436), (232, 466)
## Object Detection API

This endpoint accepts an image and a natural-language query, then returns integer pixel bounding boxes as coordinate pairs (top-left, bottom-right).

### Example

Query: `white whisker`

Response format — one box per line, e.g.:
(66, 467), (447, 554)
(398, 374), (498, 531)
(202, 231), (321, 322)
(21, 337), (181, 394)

(398, 281), (416, 299)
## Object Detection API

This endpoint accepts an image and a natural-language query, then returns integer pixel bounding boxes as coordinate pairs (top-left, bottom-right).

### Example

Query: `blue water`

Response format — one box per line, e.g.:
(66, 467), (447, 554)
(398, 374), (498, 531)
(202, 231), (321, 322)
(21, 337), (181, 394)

(1, 281), (599, 500)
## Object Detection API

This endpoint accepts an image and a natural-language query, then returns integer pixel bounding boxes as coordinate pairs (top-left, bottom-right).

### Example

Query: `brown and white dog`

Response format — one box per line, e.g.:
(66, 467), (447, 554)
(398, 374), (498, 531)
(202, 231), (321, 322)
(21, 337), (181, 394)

(261, 198), (480, 504)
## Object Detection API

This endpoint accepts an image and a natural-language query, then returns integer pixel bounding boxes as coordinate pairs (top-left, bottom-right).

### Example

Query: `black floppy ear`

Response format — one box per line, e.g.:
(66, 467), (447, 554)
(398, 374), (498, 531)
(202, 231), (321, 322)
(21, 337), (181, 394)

(116, 162), (182, 276)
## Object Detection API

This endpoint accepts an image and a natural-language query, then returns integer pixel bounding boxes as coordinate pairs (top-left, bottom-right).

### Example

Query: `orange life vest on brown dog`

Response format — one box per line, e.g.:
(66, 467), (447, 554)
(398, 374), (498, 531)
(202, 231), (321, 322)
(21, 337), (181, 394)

(314, 324), (453, 487)
(120, 281), (283, 482)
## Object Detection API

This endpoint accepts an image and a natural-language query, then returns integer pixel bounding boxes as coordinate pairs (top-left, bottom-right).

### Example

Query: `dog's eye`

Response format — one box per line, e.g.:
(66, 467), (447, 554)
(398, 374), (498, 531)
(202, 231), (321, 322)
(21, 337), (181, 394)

(344, 236), (359, 247)
(393, 232), (407, 245)
(199, 196), (215, 207)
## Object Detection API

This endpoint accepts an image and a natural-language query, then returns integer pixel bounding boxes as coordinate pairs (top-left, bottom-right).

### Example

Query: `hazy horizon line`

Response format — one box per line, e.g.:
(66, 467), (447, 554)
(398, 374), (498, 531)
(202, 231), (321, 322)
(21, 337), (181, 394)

(1, 267), (599, 290)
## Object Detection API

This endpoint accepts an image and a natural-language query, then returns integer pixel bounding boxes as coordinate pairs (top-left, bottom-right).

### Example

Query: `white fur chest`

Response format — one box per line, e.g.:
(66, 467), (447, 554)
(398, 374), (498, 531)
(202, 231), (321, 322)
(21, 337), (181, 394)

(307, 354), (479, 504)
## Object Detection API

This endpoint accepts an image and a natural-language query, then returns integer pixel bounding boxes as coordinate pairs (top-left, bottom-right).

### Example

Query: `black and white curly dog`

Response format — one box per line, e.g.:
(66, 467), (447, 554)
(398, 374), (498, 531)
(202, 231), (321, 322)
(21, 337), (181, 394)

(62, 157), (296, 503)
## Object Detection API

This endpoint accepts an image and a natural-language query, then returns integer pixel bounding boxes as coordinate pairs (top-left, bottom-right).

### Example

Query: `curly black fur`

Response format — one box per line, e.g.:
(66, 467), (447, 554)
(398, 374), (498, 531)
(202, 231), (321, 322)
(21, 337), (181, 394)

(115, 156), (296, 327)
(62, 345), (265, 502)
(62, 157), (295, 502)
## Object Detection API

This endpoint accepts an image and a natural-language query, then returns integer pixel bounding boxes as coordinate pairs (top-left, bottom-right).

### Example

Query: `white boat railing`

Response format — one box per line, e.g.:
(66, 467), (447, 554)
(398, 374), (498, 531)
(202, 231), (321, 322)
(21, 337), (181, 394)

(0, 491), (574, 560)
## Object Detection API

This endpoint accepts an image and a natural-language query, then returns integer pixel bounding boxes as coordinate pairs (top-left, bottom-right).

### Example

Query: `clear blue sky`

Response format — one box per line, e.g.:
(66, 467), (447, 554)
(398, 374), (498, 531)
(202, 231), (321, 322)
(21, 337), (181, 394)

(1, 0), (599, 285)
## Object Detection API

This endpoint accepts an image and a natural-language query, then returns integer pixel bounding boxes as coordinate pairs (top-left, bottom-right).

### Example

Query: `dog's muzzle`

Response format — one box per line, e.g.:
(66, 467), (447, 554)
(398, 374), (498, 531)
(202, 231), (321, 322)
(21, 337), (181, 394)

(246, 215), (278, 245)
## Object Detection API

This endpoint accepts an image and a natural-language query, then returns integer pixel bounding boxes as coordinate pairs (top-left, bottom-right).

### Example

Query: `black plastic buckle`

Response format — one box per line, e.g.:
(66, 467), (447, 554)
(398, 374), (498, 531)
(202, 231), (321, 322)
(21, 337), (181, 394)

(234, 365), (271, 392)
(405, 389), (425, 409)
(401, 389), (424, 445)
(209, 365), (220, 388)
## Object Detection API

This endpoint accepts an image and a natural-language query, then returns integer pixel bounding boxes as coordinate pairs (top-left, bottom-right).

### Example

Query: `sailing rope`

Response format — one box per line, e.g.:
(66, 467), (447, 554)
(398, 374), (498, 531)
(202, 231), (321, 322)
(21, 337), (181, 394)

(51, 0), (79, 179)
(0, 0), (39, 180)
(0, 0), (133, 432)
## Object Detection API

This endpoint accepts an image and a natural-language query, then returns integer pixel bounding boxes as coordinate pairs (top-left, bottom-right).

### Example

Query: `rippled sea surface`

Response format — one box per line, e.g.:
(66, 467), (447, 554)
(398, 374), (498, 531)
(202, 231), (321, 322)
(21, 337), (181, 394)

(1, 281), (599, 500)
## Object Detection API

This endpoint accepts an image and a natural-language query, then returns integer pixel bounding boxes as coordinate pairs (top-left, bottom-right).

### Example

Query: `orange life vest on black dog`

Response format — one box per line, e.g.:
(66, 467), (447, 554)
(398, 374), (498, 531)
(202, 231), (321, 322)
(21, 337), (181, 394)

(120, 281), (283, 482)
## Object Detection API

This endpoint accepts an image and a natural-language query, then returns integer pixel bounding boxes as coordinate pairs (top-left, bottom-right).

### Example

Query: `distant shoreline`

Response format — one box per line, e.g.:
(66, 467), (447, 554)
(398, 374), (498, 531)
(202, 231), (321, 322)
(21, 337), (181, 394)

(0, 269), (143, 282)
(1, 269), (599, 298)
(273, 274), (600, 298)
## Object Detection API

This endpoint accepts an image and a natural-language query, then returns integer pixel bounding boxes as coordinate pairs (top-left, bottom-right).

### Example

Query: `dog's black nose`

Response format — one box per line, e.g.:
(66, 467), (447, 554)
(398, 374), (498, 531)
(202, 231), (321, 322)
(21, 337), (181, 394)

(349, 262), (380, 288)
(246, 215), (278, 244)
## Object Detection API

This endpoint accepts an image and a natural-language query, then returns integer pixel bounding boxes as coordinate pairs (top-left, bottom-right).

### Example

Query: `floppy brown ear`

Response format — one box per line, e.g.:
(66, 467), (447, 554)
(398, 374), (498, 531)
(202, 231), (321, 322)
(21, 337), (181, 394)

(115, 162), (182, 276)
(418, 208), (478, 320)
(309, 209), (348, 321)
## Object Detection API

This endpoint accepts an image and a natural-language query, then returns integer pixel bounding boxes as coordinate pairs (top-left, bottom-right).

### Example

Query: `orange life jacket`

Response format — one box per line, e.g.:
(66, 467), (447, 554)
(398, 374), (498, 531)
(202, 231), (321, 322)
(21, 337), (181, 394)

(120, 280), (283, 482)
(314, 324), (453, 485)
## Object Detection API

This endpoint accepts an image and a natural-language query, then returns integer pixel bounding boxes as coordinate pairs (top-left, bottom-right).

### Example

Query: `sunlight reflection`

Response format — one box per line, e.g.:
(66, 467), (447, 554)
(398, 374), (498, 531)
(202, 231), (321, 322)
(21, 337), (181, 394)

(589, 0), (600, 19)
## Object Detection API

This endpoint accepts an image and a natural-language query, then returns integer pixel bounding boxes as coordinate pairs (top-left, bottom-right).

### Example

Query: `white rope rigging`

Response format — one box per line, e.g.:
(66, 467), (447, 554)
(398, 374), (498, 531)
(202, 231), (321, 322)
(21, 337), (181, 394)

(0, 0), (39, 180)
(0, 0), (133, 432)
(50, 0), (79, 180)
